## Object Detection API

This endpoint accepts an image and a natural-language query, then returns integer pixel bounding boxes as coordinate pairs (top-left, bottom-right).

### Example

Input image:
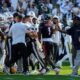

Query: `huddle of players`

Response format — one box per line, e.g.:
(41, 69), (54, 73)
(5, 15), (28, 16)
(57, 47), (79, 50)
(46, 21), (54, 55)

(1, 12), (60, 75)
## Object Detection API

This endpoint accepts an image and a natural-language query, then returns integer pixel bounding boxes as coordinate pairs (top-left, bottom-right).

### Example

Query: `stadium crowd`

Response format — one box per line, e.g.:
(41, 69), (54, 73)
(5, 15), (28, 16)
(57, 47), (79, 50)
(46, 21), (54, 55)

(0, 0), (80, 76)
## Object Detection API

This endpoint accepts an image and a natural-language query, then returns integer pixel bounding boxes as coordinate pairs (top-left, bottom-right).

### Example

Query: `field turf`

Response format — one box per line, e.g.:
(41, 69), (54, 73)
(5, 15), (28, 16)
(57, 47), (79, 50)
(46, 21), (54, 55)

(0, 75), (80, 80)
(0, 61), (80, 80)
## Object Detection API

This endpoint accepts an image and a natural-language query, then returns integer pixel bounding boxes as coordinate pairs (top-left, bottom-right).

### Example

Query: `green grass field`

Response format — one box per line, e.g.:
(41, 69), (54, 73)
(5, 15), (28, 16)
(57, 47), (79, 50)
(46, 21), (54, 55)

(0, 61), (80, 80)
(0, 74), (80, 80)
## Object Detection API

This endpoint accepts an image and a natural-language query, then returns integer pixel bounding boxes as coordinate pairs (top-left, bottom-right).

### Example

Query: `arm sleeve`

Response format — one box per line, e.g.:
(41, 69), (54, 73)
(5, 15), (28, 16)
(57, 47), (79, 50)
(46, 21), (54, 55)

(66, 28), (73, 35)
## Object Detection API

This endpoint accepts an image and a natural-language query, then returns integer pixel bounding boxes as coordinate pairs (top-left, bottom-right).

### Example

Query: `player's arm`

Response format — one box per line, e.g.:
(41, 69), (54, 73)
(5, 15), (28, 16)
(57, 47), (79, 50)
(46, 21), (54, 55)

(57, 28), (67, 33)
(54, 23), (67, 34)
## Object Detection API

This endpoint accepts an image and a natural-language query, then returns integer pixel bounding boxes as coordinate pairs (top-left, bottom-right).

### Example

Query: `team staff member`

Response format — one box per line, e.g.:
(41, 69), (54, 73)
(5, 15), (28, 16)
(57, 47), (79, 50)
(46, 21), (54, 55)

(5, 14), (28, 74)
(5, 13), (23, 73)
(6, 12), (19, 59)
(56, 15), (80, 76)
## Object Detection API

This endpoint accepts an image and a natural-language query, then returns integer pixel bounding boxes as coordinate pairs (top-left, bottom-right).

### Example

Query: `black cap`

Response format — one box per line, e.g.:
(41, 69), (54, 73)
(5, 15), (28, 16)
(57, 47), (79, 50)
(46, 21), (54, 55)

(72, 16), (80, 21)
(13, 13), (19, 18)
